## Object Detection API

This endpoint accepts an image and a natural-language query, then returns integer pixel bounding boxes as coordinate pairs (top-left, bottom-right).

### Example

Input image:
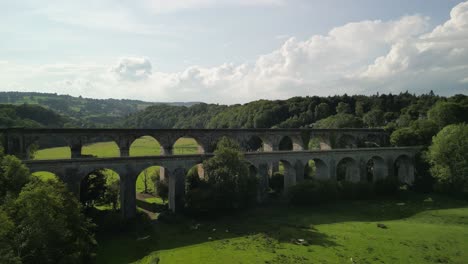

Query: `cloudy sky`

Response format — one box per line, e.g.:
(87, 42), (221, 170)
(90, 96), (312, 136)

(0, 0), (467, 104)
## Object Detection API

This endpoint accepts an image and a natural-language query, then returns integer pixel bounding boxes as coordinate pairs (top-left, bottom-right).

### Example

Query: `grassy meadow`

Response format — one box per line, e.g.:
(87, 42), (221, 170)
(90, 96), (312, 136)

(96, 194), (468, 264)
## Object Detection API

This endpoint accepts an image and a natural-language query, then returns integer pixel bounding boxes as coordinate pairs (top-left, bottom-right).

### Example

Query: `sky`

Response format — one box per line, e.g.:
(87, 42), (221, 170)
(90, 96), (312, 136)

(0, 0), (467, 104)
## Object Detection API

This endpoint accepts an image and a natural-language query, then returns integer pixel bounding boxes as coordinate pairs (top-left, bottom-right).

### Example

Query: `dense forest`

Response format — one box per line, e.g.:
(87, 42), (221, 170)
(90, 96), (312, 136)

(1, 92), (467, 147)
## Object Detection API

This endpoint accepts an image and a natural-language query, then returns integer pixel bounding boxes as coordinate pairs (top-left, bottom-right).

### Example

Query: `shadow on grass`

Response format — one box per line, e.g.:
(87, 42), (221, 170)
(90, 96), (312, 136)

(94, 192), (468, 264)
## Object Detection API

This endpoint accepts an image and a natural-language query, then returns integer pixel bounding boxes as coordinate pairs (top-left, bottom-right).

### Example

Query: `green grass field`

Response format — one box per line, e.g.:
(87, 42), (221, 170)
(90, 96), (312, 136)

(95, 194), (468, 264)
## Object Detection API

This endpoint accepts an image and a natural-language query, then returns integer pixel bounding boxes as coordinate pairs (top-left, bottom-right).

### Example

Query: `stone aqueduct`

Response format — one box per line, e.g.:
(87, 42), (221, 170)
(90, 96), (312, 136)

(2, 128), (418, 219)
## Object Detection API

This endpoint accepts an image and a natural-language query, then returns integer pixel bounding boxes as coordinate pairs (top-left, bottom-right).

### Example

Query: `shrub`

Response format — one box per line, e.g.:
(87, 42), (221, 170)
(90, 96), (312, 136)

(374, 177), (400, 196)
(288, 180), (338, 205)
(270, 172), (284, 193)
(155, 175), (169, 203)
(338, 181), (375, 200)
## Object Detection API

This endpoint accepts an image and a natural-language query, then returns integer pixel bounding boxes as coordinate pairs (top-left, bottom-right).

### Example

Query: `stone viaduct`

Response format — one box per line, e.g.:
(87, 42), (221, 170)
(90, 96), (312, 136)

(1, 128), (417, 219)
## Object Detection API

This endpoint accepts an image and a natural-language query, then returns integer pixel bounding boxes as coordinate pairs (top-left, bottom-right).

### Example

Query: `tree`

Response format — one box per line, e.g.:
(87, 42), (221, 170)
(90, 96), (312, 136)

(80, 170), (107, 207)
(196, 137), (257, 211)
(390, 127), (419, 146)
(314, 114), (363, 128)
(363, 109), (385, 127)
(103, 178), (120, 211)
(390, 119), (439, 146)
(141, 169), (152, 194)
(428, 101), (466, 128)
(12, 179), (96, 263)
(314, 103), (331, 120)
(0, 208), (20, 264)
(0, 155), (31, 202)
(155, 175), (169, 203)
(336, 102), (351, 114)
(427, 124), (468, 195)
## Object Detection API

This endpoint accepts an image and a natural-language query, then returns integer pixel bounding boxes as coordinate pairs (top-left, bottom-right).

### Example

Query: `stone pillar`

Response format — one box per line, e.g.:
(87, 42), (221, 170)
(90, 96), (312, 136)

(294, 160), (305, 183)
(283, 163), (296, 193)
(161, 146), (173, 155)
(120, 173), (137, 219)
(168, 167), (186, 213)
(62, 168), (81, 197)
(159, 167), (167, 181)
(268, 161), (280, 176)
(329, 158), (337, 181)
(256, 163), (269, 203)
(118, 136), (131, 157)
(70, 144), (82, 159)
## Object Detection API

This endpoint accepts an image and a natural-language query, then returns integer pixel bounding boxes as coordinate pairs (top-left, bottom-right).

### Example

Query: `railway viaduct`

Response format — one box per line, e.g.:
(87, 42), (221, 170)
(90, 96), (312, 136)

(2, 128), (417, 219)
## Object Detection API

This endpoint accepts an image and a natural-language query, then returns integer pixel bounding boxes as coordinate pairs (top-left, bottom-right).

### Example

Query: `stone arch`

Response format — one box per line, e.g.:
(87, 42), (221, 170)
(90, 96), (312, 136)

(80, 168), (121, 210)
(361, 134), (382, 148)
(245, 135), (264, 152)
(81, 135), (120, 158)
(278, 136), (293, 151)
(309, 134), (332, 150)
(336, 157), (360, 182)
(366, 156), (387, 182)
(394, 155), (414, 184)
(337, 134), (357, 149)
(129, 136), (161, 156)
(304, 158), (329, 180)
(173, 136), (204, 155)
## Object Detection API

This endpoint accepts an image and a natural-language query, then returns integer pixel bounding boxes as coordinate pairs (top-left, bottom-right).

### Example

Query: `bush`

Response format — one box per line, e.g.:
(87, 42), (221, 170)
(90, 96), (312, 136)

(338, 181), (375, 200)
(288, 180), (338, 205)
(374, 177), (400, 196)
(270, 172), (284, 193)
(155, 175), (169, 203)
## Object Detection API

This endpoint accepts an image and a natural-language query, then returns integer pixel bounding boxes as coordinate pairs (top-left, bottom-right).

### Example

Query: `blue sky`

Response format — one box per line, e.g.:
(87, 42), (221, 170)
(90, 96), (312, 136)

(0, 0), (467, 104)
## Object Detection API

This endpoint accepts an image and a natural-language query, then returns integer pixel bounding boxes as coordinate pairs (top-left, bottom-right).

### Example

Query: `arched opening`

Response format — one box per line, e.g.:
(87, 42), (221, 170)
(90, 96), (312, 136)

(80, 168), (120, 211)
(304, 158), (329, 180)
(337, 157), (359, 182)
(33, 146), (71, 160)
(309, 135), (331, 150)
(82, 136), (120, 158)
(361, 134), (382, 148)
(278, 136), (293, 151)
(135, 166), (167, 211)
(245, 135), (264, 152)
(173, 137), (202, 155)
(278, 160), (295, 191)
(130, 136), (161, 156)
(30, 136), (71, 160)
(394, 155), (414, 184)
(31, 171), (60, 182)
(366, 156), (387, 182)
(337, 135), (357, 149)
(248, 164), (258, 178)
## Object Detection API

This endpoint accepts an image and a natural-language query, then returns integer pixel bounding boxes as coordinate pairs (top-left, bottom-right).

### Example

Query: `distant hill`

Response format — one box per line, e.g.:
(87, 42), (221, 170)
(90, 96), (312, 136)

(0, 92), (201, 127)
(0, 104), (66, 128)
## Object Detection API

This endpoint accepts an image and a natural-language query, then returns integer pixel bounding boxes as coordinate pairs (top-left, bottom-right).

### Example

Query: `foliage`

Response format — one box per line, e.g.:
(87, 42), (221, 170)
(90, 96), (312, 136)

(155, 174), (169, 203)
(0, 155), (31, 202)
(427, 124), (468, 196)
(11, 179), (96, 263)
(186, 137), (257, 213)
(363, 109), (385, 127)
(269, 172), (284, 193)
(103, 177), (120, 211)
(288, 180), (338, 205)
(337, 181), (375, 200)
(314, 114), (363, 128)
(0, 208), (20, 264)
(374, 177), (400, 196)
(427, 101), (466, 129)
(80, 170), (108, 207)
(390, 119), (439, 146)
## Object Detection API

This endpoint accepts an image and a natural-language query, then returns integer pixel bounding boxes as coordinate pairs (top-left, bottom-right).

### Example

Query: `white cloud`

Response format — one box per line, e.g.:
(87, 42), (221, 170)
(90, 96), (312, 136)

(109, 57), (152, 81)
(2, 1), (468, 104)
